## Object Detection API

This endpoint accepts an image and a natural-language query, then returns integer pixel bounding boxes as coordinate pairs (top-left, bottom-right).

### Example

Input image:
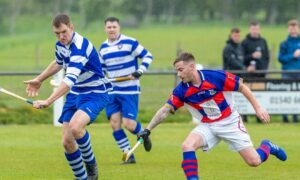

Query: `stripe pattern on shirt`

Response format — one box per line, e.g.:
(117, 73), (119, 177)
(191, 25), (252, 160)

(99, 34), (153, 94)
(55, 32), (112, 94)
(167, 70), (240, 123)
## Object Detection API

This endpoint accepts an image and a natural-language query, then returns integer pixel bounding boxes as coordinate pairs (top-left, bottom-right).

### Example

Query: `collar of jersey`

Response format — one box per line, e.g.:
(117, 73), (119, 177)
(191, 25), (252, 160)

(65, 32), (76, 49)
(187, 70), (203, 89)
(107, 34), (122, 46)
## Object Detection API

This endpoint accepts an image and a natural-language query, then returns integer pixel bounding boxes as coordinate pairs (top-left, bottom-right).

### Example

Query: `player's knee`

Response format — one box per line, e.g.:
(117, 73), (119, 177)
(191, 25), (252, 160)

(62, 137), (74, 151)
(182, 142), (197, 151)
(122, 119), (134, 130)
(69, 123), (81, 137)
(246, 157), (261, 167)
(110, 119), (121, 130)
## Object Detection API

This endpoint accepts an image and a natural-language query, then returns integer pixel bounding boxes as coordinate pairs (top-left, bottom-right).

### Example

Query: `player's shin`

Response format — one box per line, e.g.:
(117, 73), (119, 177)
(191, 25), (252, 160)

(65, 149), (88, 179)
(181, 151), (199, 180)
(76, 131), (96, 165)
(113, 129), (135, 162)
(76, 131), (98, 179)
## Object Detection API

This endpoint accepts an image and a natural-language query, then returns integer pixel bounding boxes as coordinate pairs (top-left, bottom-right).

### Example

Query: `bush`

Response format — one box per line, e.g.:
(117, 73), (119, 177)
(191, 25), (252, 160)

(0, 103), (52, 124)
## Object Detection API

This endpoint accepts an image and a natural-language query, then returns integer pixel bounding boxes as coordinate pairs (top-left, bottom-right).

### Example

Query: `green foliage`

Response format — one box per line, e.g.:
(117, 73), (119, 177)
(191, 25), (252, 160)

(0, 103), (52, 124)
(0, 123), (299, 179)
(1, 0), (300, 36)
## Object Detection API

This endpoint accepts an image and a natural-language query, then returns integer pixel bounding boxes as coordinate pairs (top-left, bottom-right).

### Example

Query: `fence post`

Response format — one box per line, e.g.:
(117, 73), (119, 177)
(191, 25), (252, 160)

(51, 70), (64, 127)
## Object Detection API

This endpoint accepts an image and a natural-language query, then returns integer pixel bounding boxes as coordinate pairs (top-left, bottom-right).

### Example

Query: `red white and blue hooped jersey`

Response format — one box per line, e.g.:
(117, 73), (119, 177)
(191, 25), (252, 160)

(167, 70), (241, 123)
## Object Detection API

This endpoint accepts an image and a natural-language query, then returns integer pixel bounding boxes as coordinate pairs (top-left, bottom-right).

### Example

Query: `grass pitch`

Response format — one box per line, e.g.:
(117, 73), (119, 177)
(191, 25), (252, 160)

(0, 123), (299, 180)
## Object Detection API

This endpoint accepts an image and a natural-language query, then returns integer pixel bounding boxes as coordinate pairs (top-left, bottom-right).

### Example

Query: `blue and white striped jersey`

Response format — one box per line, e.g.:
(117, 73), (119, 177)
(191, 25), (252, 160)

(99, 34), (153, 94)
(55, 32), (112, 94)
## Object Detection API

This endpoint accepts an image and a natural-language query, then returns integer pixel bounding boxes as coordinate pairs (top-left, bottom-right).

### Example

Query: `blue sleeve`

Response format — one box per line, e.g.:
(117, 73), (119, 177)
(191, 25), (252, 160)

(278, 41), (295, 63)
(166, 84), (185, 111)
(132, 40), (153, 72)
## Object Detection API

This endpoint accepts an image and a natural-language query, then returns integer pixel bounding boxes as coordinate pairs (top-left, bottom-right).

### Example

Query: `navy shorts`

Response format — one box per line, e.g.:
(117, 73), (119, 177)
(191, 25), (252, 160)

(105, 94), (139, 120)
(58, 92), (110, 123)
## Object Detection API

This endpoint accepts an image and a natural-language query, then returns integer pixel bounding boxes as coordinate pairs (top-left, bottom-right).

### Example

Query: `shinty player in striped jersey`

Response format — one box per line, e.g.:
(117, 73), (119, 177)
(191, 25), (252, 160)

(138, 52), (287, 180)
(99, 17), (153, 164)
(24, 14), (112, 180)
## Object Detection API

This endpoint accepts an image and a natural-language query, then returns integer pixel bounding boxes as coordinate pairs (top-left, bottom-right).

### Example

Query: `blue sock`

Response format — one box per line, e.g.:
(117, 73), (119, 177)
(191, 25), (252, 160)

(181, 151), (199, 180)
(131, 121), (142, 135)
(113, 129), (132, 154)
(76, 131), (96, 164)
(256, 143), (270, 162)
(65, 149), (87, 180)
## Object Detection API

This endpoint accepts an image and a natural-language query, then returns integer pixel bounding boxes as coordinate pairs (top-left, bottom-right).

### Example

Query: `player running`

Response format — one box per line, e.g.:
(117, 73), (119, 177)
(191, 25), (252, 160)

(25, 14), (111, 180)
(138, 52), (287, 180)
(98, 17), (153, 164)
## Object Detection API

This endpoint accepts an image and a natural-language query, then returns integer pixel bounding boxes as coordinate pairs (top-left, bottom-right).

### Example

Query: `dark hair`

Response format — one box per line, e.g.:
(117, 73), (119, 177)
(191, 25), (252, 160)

(288, 19), (299, 27)
(52, 14), (71, 28)
(173, 52), (195, 65)
(231, 27), (240, 33)
(104, 17), (120, 24)
(249, 21), (259, 26)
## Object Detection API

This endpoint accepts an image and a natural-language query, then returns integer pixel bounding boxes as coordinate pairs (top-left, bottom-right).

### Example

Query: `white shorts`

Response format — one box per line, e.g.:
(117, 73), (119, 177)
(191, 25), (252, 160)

(192, 111), (253, 152)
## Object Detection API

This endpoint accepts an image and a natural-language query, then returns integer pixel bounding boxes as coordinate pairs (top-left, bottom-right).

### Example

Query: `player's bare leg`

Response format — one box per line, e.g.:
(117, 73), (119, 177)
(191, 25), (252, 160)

(181, 132), (204, 180)
(110, 112), (122, 131)
(240, 140), (287, 168)
(70, 110), (98, 180)
(122, 118), (137, 132)
(239, 147), (262, 167)
(62, 123), (77, 153)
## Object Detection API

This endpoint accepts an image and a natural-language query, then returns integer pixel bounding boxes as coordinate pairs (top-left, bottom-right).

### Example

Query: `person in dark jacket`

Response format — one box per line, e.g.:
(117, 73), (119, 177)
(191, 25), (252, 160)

(242, 22), (270, 78)
(223, 27), (245, 76)
(278, 19), (300, 123)
(242, 22), (269, 123)
(223, 27), (248, 123)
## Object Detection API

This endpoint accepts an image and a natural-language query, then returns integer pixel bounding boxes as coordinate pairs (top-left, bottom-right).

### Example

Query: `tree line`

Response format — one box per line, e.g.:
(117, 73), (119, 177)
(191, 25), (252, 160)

(1, 0), (300, 35)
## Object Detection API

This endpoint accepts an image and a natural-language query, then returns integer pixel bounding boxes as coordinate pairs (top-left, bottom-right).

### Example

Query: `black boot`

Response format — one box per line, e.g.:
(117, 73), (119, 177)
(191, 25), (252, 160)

(86, 163), (98, 180)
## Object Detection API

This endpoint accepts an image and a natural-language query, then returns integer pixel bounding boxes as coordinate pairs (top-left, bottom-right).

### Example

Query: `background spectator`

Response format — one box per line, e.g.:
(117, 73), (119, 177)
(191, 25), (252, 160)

(223, 27), (245, 76)
(242, 22), (270, 123)
(278, 19), (300, 123)
(242, 22), (270, 78)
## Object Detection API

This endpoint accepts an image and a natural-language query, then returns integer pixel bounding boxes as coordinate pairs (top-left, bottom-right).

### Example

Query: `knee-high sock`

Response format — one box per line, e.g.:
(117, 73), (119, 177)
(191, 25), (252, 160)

(181, 151), (199, 180)
(65, 149), (88, 180)
(130, 121), (143, 135)
(256, 143), (270, 162)
(113, 129), (132, 152)
(76, 131), (96, 164)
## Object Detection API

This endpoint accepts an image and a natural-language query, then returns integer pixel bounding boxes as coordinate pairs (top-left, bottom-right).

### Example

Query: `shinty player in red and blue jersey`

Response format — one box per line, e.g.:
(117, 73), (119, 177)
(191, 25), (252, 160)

(169, 69), (240, 123)
(137, 52), (287, 180)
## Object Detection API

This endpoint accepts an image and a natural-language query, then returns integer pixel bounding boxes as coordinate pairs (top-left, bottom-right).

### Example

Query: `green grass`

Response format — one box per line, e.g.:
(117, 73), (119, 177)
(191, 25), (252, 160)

(0, 23), (288, 71)
(0, 123), (299, 179)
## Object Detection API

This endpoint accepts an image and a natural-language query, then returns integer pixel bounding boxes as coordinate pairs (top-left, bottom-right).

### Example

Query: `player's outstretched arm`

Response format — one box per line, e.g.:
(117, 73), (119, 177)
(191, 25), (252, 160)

(146, 104), (173, 131)
(239, 83), (270, 123)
